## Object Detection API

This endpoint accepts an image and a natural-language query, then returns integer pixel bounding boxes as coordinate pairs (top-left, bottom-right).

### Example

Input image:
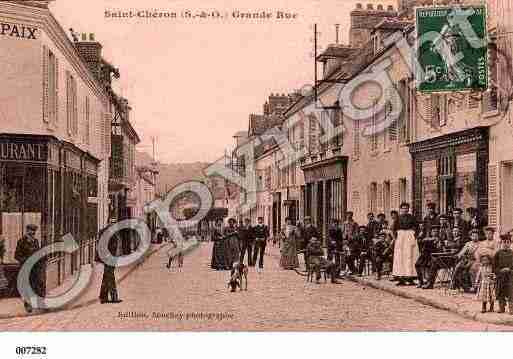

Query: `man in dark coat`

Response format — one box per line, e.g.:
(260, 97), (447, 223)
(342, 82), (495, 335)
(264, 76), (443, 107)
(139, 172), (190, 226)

(327, 219), (344, 277)
(366, 212), (378, 241)
(15, 224), (44, 313)
(302, 216), (319, 267)
(423, 203), (439, 235)
(415, 225), (442, 288)
(238, 218), (254, 266)
(306, 237), (340, 284)
(494, 234), (513, 314)
(252, 217), (269, 270)
(452, 208), (469, 239)
(98, 222), (122, 304)
(347, 226), (366, 274)
(373, 232), (392, 280)
(358, 227), (374, 276)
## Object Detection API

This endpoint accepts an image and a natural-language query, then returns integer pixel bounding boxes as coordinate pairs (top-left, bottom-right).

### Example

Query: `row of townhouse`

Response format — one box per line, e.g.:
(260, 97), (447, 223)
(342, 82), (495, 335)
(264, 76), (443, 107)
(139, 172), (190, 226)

(0, 0), (157, 295)
(229, 0), (513, 242)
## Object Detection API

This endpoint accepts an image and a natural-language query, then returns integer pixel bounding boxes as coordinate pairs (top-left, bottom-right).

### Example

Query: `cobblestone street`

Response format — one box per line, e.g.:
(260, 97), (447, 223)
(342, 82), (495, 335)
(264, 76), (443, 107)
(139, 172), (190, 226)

(0, 243), (512, 331)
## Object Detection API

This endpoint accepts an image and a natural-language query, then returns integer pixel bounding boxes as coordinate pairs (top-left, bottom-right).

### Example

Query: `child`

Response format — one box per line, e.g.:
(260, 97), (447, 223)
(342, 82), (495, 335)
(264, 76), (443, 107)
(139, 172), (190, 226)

(373, 232), (391, 280)
(475, 253), (495, 313)
(494, 234), (513, 314)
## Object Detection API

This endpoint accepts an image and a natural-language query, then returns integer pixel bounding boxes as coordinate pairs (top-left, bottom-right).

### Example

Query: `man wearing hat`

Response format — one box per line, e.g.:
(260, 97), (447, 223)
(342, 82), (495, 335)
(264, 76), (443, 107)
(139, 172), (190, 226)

(301, 216), (319, 267)
(342, 211), (359, 246)
(238, 218), (255, 266)
(252, 216), (269, 270)
(416, 224), (441, 288)
(373, 231), (392, 280)
(423, 203), (439, 235)
(347, 225), (366, 275)
(15, 224), (44, 313)
(438, 214), (454, 244)
(479, 227), (499, 254)
(452, 208), (469, 239)
(306, 237), (341, 284)
(443, 228), (481, 291)
(327, 218), (343, 275)
(494, 233), (513, 314)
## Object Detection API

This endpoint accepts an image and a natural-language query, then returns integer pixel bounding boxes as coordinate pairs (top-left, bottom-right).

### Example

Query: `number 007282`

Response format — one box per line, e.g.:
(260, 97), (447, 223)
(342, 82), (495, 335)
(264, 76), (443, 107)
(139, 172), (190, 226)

(15, 346), (47, 355)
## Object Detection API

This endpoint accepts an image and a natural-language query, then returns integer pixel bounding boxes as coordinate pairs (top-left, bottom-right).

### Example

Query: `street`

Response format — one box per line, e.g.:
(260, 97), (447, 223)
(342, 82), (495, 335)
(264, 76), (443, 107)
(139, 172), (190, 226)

(0, 244), (512, 331)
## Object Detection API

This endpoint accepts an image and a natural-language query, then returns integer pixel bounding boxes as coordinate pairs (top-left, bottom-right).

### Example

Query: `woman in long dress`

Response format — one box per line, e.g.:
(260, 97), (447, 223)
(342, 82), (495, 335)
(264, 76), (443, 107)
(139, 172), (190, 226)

(211, 219), (228, 270)
(280, 217), (299, 270)
(392, 202), (419, 286)
(224, 218), (240, 269)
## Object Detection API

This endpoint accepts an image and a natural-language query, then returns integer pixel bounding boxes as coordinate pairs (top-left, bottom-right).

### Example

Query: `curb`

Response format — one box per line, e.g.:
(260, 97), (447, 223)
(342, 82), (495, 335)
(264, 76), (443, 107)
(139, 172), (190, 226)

(346, 275), (513, 327)
(0, 240), (201, 320)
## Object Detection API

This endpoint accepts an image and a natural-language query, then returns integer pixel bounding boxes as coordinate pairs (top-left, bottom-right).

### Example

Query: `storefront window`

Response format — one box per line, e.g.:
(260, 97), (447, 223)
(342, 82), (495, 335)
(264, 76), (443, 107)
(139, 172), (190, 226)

(422, 160), (439, 213)
(455, 153), (477, 212)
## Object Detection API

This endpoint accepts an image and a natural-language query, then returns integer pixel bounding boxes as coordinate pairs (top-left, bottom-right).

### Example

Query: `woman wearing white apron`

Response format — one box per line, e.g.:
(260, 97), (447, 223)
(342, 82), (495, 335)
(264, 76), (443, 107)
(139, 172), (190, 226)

(392, 202), (419, 286)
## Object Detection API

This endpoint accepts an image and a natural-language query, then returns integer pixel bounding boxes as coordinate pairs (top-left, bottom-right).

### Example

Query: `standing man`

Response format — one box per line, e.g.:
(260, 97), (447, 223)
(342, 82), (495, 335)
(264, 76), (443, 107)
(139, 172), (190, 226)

(342, 211), (359, 244)
(392, 202), (419, 286)
(239, 218), (254, 266)
(366, 213), (378, 240)
(452, 208), (469, 239)
(98, 221), (122, 304)
(375, 213), (388, 234)
(423, 203), (439, 235)
(15, 224), (44, 313)
(252, 217), (269, 271)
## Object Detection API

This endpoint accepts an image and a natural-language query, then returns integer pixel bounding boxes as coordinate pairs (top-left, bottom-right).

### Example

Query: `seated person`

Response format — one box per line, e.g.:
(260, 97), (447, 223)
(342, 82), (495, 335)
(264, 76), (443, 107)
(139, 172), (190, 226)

(416, 225), (442, 288)
(422, 227), (467, 290)
(306, 237), (340, 284)
(359, 229), (375, 276)
(451, 228), (481, 292)
(347, 226), (366, 274)
(373, 232), (393, 280)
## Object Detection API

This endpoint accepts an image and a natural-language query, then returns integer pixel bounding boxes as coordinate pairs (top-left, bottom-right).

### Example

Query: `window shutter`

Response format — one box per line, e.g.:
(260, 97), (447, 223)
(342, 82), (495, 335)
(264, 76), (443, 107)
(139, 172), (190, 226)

(377, 182), (383, 212)
(388, 86), (398, 142)
(105, 113), (111, 155)
(488, 164), (498, 227)
(42, 45), (49, 123)
(367, 184), (372, 212)
(54, 57), (59, 127)
(422, 94), (433, 125)
(353, 118), (360, 159)
(430, 94), (440, 129)
(66, 71), (72, 135)
(73, 78), (78, 136)
(85, 97), (90, 145)
(391, 180), (400, 211)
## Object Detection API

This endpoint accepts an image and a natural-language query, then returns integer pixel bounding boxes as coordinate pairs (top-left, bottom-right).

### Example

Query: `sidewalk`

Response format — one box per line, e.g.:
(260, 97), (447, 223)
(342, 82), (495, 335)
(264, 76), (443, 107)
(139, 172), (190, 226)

(347, 273), (513, 327)
(0, 239), (200, 320)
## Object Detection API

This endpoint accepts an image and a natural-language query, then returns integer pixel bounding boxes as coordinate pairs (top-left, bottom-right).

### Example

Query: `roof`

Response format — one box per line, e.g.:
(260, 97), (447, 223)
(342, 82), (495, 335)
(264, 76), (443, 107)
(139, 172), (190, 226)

(316, 45), (359, 62)
(373, 19), (412, 32)
(248, 114), (283, 137)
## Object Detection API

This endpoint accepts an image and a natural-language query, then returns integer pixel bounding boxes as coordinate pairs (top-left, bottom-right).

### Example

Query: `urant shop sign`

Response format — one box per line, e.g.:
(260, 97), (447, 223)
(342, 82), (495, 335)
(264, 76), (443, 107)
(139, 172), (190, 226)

(0, 141), (47, 162)
(0, 22), (38, 40)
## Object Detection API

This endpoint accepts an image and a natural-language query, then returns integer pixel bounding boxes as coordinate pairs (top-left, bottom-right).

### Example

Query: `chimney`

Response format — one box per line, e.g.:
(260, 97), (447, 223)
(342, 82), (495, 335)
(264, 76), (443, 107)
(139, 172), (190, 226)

(74, 33), (103, 81)
(349, 2), (397, 48)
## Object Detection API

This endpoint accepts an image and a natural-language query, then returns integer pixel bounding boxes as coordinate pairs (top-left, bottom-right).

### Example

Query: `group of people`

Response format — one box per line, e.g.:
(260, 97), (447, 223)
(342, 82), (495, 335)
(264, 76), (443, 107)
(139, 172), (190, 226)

(210, 217), (269, 271)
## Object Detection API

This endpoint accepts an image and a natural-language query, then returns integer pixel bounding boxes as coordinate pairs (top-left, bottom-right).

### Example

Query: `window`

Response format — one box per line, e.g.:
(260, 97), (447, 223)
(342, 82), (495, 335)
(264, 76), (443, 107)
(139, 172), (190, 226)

(398, 79), (410, 144)
(399, 178), (407, 205)
(85, 97), (90, 145)
(331, 108), (342, 148)
(483, 42), (499, 114)
(370, 107), (378, 152)
(308, 115), (318, 154)
(43, 46), (59, 127)
(353, 117), (360, 159)
(383, 181), (391, 216)
(370, 182), (378, 214)
(66, 71), (78, 137)
(265, 166), (271, 189)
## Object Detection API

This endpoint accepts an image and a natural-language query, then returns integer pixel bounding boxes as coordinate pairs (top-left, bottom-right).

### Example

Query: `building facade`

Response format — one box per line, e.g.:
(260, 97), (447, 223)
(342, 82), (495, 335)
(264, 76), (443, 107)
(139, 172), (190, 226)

(0, 0), (111, 292)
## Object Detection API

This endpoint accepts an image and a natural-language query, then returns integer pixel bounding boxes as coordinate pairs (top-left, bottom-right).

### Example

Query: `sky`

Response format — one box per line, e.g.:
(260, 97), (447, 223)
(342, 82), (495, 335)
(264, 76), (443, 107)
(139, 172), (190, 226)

(50, 0), (395, 163)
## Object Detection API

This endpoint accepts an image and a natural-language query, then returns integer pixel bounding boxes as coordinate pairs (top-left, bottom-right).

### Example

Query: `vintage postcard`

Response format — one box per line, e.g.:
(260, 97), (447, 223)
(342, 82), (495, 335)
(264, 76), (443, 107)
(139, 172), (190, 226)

(1, 0), (513, 350)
